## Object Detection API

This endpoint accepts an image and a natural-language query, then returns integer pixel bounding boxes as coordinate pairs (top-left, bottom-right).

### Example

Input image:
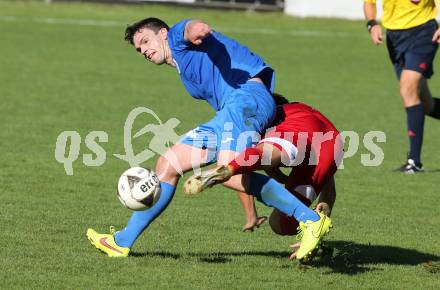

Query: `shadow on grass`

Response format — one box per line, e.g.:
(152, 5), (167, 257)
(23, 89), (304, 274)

(314, 241), (440, 275)
(130, 251), (181, 260)
(190, 250), (288, 264)
(131, 241), (440, 275)
(130, 250), (286, 263)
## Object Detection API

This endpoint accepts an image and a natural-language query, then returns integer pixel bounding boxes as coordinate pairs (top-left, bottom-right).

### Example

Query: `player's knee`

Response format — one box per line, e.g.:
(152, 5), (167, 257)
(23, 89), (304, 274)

(399, 83), (419, 105)
(155, 154), (181, 183)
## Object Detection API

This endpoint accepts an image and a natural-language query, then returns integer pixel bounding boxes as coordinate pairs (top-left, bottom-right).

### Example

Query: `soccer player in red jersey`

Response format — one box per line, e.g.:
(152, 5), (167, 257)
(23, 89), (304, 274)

(185, 95), (343, 255)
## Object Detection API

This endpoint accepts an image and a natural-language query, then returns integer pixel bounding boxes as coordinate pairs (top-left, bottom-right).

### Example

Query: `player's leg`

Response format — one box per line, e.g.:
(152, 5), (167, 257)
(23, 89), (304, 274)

(227, 170), (330, 261)
(387, 28), (421, 171)
(271, 146), (337, 258)
(218, 150), (320, 224)
(113, 143), (210, 248)
(267, 176), (332, 237)
(229, 143), (283, 174)
(265, 109), (340, 258)
(395, 20), (438, 172)
(194, 85), (276, 230)
(400, 70), (423, 107)
(185, 118), (320, 225)
(268, 171), (336, 244)
(418, 21), (440, 119)
(184, 141), (286, 193)
(87, 128), (214, 257)
(266, 157), (311, 236)
(267, 118), (340, 255)
(214, 113), (337, 225)
(420, 78), (440, 119)
(399, 70), (425, 171)
(185, 135), (331, 259)
(183, 143), (280, 230)
(419, 77), (435, 113)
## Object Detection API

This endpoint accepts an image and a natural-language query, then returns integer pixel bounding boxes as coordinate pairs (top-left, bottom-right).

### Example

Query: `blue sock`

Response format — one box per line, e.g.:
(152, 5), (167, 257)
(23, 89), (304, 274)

(247, 172), (319, 222)
(115, 182), (176, 248)
(406, 104), (424, 165)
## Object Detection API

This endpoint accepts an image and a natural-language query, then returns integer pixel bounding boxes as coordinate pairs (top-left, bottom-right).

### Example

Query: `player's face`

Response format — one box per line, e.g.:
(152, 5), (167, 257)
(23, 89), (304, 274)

(133, 28), (168, 65)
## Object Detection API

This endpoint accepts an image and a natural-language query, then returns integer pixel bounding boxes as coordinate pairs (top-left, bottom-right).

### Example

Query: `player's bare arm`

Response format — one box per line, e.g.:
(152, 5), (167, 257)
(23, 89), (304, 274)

(315, 176), (336, 216)
(363, 2), (383, 45)
(184, 20), (213, 45)
(237, 192), (267, 232)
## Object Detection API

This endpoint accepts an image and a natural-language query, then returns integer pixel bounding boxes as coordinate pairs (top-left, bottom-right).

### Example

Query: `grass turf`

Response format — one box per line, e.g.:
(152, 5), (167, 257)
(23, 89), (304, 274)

(0, 1), (439, 289)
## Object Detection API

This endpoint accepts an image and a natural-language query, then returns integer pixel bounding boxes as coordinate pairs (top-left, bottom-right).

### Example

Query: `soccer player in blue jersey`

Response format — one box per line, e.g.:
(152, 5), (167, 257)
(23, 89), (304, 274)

(86, 18), (332, 261)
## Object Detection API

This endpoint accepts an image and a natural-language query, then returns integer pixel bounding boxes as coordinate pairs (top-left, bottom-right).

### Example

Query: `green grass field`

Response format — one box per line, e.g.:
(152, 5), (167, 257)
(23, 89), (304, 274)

(1, 1), (439, 289)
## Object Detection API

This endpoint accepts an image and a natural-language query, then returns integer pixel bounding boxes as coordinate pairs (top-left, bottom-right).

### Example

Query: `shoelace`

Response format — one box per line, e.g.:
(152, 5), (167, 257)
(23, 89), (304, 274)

(109, 226), (116, 235)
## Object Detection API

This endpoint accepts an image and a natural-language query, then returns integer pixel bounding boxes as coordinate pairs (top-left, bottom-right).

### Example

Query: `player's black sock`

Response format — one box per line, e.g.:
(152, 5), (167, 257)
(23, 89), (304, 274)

(406, 104), (424, 165)
(427, 97), (440, 119)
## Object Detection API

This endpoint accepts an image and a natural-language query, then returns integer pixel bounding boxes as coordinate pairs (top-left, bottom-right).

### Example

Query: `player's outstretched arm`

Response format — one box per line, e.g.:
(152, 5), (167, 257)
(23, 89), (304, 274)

(184, 20), (212, 45)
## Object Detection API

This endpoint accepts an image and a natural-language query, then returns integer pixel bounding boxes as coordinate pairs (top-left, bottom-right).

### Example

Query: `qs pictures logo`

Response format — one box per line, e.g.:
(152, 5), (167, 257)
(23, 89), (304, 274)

(54, 107), (181, 175)
(54, 107), (387, 176)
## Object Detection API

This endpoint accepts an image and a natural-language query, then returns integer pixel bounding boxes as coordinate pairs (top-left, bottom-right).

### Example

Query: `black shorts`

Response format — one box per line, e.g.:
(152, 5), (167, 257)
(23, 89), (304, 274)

(386, 20), (439, 79)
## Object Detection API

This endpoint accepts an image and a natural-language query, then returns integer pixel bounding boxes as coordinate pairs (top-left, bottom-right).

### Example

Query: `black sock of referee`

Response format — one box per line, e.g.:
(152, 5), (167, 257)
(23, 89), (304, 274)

(427, 97), (440, 119)
(406, 103), (425, 165)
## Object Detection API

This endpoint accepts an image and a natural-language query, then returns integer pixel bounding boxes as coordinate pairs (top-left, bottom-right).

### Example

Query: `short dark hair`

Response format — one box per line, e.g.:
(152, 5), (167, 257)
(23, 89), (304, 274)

(124, 17), (170, 45)
(272, 93), (289, 106)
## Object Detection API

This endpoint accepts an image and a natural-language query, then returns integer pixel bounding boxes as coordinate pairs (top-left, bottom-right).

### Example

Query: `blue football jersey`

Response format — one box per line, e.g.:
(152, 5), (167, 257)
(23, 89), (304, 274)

(167, 19), (275, 111)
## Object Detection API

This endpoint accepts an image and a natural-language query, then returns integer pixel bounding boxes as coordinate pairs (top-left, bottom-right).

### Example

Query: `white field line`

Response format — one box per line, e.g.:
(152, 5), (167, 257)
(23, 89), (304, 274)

(0, 15), (365, 38)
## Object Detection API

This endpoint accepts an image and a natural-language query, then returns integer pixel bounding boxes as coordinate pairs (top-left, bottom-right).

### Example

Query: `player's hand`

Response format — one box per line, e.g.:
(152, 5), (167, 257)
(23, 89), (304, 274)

(289, 242), (301, 260)
(186, 21), (212, 45)
(369, 25), (383, 45)
(432, 28), (440, 44)
(242, 216), (267, 232)
(315, 202), (331, 216)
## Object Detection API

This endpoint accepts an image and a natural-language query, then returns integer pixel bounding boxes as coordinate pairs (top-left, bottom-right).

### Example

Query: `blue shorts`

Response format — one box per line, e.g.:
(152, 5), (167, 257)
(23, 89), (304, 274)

(180, 81), (276, 161)
(386, 20), (439, 79)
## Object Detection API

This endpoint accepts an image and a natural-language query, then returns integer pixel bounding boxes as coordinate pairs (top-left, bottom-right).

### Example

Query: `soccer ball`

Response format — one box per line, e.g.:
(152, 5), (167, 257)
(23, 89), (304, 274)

(117, 167), (161, 211)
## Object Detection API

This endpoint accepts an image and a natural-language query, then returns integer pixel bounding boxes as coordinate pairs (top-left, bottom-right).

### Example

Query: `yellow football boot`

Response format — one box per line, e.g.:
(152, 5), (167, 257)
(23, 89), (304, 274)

(86, 227), (130, 257)
(295, 212), (332, 261)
